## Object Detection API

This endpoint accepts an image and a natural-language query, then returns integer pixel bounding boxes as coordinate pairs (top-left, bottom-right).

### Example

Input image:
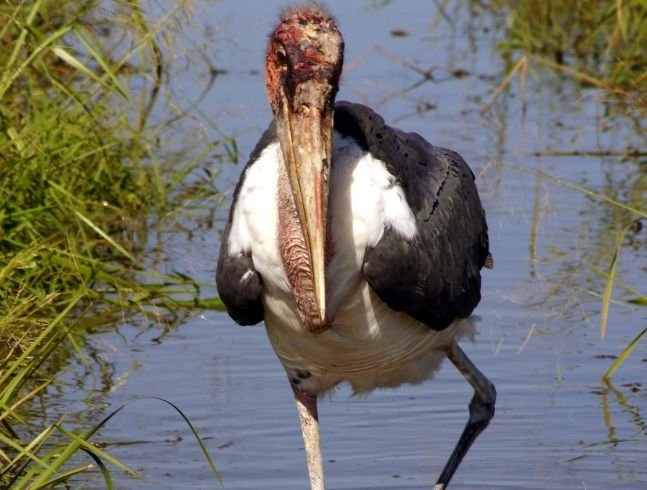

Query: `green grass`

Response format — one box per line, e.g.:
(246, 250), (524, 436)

(482, 0), (647, 97)
(0, 0), (224, 486)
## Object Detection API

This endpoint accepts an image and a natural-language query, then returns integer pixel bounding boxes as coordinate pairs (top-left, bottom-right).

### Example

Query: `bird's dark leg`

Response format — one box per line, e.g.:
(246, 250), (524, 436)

(434, 341), (496, 490)
(291, 383), (324, 490)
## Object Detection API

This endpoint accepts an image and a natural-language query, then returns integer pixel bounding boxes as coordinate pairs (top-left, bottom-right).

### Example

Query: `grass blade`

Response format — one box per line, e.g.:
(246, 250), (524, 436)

(0, 24), (72, 100)
(601, 222), (634, 339)
(81, 447), (114, 490)
(149, 397), (222, 484)
(73, 211), (141, 266)
(27, 403), (139, 488)
(0, 0), (44, 92)
(0, 380), (53, 424)
(507, 164), (647, 219)
(31, 464), (95, 490)
(481, 54), (527, 112)
(73, 28), (131, 101)
(55, 425), (138, 477)
(50, 45), (129, 101)
(600, 243), (619, 339)
(603, 327), (647, 381)
(0, 429), (51, 475)
(0, 291), (84, 400)
(27, 397), (221, 487)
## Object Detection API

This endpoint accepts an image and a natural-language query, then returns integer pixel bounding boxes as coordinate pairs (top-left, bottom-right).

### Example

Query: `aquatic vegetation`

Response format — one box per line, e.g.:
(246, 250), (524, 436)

(473, 0), (647, 376)
(0, 0), (222, 486)
(480, 0), (647, 104)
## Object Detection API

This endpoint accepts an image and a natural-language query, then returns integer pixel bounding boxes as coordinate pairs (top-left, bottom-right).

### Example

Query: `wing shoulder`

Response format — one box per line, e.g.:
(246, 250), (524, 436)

(335, 102), (490, 330)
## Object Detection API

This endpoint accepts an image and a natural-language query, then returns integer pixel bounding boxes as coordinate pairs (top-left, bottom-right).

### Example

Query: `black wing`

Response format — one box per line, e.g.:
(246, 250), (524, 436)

(334, 101), (490, 331)
(215, 122), (278, 326)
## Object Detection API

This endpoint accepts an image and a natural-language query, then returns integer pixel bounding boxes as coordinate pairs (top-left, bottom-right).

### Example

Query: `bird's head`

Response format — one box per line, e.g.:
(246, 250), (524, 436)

(265, 6), (343, 331)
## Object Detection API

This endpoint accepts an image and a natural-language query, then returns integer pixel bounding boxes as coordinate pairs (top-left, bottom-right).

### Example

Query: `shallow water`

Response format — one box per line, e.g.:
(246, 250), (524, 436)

(49, 1), (646, 489)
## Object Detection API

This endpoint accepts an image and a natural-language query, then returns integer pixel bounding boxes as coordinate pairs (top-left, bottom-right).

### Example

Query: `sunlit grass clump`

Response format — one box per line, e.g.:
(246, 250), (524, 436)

(482, 0), (647, 106)
(0, 1), (221, 487)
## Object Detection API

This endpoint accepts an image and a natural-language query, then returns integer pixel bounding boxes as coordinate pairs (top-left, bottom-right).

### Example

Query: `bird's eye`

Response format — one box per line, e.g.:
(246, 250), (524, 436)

(275, 48), (287, 64)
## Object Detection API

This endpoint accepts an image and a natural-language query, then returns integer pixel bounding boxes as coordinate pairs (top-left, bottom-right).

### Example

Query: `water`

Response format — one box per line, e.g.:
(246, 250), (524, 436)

(48, 1), (646, 489)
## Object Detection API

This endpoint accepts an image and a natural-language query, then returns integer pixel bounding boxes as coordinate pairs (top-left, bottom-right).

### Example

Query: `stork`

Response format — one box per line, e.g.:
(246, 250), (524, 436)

(216, 5), (495, 489)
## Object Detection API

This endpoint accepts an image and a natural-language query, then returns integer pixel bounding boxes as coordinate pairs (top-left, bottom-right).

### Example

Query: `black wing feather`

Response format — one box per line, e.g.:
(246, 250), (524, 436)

(215, 122), (278, 326)
(334, 101), (490, 331)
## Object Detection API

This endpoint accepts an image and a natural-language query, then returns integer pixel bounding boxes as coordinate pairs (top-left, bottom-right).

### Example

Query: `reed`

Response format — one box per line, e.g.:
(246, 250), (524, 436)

(481, 0), (647, 102)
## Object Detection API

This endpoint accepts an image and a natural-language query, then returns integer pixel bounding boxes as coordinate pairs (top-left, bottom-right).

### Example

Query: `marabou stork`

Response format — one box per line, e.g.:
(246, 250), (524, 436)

(216, 5), (495, 489)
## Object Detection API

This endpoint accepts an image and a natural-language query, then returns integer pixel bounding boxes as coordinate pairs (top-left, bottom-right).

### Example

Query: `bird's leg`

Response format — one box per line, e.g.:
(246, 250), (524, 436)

(434, 341), (496, 490)
(291, 383), (324, 490)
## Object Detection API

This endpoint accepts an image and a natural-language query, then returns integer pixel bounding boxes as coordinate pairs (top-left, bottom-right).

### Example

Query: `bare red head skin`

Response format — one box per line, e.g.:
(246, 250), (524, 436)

(265, 6), (344, 333)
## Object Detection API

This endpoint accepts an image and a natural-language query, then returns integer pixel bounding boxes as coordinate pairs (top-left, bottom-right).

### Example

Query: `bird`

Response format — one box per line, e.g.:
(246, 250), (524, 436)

(216, 4), (495, 489)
